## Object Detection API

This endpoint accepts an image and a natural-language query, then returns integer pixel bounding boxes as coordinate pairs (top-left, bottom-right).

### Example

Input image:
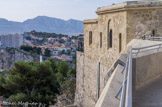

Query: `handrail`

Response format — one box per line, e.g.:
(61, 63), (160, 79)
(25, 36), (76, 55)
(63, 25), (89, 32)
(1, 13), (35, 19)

(119, 43), (162, 107)
(104, 55), (125, 87)
(132, 43), (162, 56)
(115, 55), (128, 99)
(104, 56), (120, 87)
(132, 44), (162, 50)
(142, 36), (162, 40)
(125, 49), (132, 107)
(119, 49), (132, 107)
(148, 37), (162, 39)
(119, 54), (129, 107)
(144, 36), (162, 41)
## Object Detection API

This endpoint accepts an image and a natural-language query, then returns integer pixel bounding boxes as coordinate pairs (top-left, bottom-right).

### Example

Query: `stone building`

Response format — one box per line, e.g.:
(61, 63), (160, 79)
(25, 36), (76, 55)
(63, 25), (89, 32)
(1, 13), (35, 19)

(75, 0), (162, 107)
(0, 34), (23, 48)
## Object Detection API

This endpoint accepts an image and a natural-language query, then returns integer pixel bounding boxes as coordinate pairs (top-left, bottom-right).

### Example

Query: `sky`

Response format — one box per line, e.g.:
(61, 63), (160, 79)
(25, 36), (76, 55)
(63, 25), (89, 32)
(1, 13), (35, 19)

(0, 0), (135, 22)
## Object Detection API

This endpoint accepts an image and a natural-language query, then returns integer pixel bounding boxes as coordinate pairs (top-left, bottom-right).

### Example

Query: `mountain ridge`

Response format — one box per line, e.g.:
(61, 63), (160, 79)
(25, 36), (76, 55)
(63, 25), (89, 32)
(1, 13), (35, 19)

(0, 16), (84, 35)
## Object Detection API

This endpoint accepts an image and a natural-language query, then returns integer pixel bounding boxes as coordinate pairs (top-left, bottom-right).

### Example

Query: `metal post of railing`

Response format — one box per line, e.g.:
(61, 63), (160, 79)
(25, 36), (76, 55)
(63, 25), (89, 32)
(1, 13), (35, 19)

(125, 49), (132, 107)
(115, 79), (127, 99)
(157, 44), (161, 51)
(136, 49), (140, 56)
(96, 62), (100, 101)
(121, 65), (126, 73)
(119, 54), (129, 107)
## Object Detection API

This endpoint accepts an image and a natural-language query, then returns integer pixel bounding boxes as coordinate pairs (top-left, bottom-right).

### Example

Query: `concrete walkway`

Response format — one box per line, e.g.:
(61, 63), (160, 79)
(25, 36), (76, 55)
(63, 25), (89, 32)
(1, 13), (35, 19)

(133, 76), (162, 107)
(95, 64), (124, 107)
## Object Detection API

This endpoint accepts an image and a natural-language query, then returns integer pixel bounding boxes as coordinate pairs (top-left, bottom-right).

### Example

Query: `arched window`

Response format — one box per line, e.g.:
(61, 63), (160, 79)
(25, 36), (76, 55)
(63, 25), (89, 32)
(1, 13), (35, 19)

(119, 33), (122, 53)
(89, 31), (92, 45)
(100, 32), (102, 48)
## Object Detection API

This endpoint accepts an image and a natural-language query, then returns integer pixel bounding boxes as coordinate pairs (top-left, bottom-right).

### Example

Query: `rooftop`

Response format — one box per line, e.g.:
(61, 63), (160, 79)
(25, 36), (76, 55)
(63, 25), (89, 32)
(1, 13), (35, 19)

(96, 0), (162, 14)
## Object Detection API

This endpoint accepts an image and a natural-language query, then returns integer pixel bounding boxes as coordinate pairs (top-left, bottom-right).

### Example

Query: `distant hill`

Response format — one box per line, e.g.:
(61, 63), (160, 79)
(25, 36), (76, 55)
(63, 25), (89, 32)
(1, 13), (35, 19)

(0, 16), (84, 35)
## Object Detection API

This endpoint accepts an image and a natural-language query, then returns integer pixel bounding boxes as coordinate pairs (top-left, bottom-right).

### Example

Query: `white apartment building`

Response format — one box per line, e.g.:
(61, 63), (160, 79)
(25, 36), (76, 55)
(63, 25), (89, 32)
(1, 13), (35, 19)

(0, 34), (23, 48)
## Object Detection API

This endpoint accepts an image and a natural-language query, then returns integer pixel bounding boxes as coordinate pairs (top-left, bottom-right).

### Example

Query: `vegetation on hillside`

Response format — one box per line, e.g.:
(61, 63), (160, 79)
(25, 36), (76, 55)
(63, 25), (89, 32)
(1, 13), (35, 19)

(20, 45), (51, 57)
(25, 30), (69, 45)
(20, 45), (42, 55)
(44, 48), (51, 57)
(29, 30), (68, 38)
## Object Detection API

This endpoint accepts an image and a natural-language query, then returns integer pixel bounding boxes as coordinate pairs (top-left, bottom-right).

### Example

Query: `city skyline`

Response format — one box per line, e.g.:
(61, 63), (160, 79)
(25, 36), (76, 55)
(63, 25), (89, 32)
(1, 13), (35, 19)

(0, 0), (135, 22)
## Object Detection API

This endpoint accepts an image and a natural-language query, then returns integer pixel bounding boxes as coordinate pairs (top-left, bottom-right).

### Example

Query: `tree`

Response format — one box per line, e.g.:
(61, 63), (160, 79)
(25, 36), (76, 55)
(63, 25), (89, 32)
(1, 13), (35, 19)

(20, 45), (42, 55)
(56, 61), (69, 78)
(61, 50), (65, 54)
(44, 48), (51, 57)
(0, 61), (59, 106)
(25, 36), (31, 40)
(0, 60), (76, 106)
(66, 50), (71, 55)
(35, 47), (42, 54)
(55, 62), (76, 105)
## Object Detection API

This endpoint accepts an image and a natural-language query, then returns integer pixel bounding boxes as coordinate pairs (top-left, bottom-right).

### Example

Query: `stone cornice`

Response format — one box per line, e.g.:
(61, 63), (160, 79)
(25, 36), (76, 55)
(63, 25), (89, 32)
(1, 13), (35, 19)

(96, 1), (162, 15)
(83, 19), (98, 24)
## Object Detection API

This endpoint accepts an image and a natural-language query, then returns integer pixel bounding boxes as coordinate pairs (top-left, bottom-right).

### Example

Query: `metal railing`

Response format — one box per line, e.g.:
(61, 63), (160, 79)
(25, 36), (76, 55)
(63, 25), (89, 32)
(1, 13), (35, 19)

(115, 55), (128, 99)
(119, 43), (162, 107)
(104, 60), (118, 87)
(117, 54), (129, 106)
(125, 49), (132, 107)
(132, 43), (162, 56)
(143, 36), (162, 41)
(104, 55), (125, 87)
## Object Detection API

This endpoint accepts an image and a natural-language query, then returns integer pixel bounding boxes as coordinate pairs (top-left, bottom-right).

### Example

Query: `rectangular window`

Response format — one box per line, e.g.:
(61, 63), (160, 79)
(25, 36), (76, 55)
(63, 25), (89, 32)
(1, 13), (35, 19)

(100, 32), (102, 48)
(152, 30), (155, 37)
(119, 33), (122, 53)
(109, 29), (112, 48)
(89, 31), (92, 45)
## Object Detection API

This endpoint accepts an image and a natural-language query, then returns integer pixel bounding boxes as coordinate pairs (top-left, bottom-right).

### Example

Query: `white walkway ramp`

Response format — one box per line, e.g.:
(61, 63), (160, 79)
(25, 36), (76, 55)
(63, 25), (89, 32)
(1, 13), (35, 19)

(133, 76), (162, 107)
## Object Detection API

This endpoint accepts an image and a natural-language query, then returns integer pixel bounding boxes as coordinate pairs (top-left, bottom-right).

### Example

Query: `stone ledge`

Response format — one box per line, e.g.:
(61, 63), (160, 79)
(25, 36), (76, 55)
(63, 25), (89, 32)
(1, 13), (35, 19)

(83, 19), (98, 24)
(96, 0), (162, 15)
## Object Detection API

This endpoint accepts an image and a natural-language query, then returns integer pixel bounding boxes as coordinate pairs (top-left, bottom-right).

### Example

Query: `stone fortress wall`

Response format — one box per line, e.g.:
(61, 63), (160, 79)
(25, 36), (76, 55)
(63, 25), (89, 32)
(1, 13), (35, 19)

(127, 9), (162, 42)
(75, 0), (162, 107)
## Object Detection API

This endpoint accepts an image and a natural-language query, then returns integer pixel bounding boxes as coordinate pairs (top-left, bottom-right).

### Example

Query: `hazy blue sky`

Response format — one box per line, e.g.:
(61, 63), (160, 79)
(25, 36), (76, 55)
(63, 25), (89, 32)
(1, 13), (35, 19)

(0, 0), (135, 22)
